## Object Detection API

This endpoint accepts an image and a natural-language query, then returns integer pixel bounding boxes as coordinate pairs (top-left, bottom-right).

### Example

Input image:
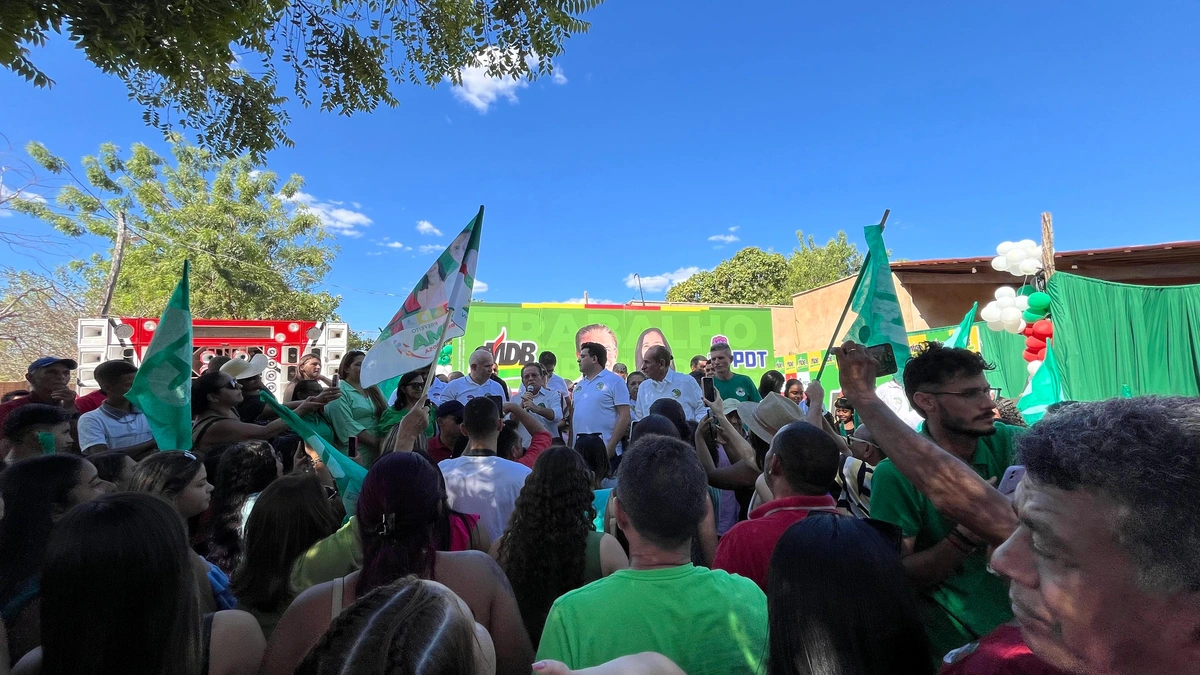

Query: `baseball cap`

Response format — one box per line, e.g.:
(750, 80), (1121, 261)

(721, 398), (743, 415)
(435, 400), (466, 422)
(28, 357), (78, 373)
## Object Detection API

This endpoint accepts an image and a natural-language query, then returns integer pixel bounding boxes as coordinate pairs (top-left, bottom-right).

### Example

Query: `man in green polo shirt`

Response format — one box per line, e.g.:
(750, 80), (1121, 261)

(870, 342), (1022, 662)
(708, 342), (761, 403)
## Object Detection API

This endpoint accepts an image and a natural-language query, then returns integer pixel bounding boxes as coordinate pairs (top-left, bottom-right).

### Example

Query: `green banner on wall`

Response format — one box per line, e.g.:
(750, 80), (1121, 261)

(449, 303), (777, 389)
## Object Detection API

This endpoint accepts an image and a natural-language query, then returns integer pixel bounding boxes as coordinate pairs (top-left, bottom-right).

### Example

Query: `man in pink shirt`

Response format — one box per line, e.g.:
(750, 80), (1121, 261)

(712, 420), (841, 590)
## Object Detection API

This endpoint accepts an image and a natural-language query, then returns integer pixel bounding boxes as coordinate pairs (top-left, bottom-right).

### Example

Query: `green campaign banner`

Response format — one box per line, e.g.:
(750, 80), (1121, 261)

(448, 303), (777, 389)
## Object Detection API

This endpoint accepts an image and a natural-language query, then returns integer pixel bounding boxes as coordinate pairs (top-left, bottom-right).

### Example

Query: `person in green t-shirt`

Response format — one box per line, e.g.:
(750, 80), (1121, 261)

(536, 434), (767, 674)
(707, 342), (762, 403)
(870, 342), (1023, 662)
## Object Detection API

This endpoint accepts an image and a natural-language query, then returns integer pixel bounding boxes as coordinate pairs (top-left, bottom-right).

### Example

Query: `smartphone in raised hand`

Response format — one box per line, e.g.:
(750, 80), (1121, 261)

(865, 344), (899, 377)
(330, 374), (339, 388)
(702, 377), (716, 402)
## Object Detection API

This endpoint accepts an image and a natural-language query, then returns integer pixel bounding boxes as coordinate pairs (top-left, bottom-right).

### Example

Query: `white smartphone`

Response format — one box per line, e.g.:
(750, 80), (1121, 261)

(997, 465), (1026, 496)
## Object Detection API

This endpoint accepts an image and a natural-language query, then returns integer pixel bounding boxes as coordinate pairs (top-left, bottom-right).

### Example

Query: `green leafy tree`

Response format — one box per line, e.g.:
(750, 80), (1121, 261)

(787, 230), (864, 293)
(665, 231), (864, 305)
(1, 0), (601, 160)
(666, 248), (791, 305)
(12, 138), (341, 321)
(347, 330), (375, 352)
(0, 267), (90, 379)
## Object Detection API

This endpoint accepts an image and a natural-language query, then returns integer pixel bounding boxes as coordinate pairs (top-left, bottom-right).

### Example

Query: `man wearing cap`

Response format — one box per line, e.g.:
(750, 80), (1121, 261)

(0, 357), (79, 428)
(221, 354), (271, 423)
(635, 346), (706, 422)
(427, 400), (465, 464)
(712, 418), (841, 590)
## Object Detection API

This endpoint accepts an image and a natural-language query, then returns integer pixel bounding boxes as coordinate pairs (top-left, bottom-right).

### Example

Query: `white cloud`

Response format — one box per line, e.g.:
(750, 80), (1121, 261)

(0, 179), (46, 216)
(474, 280), (489, 293)
(416, 220), (442, 236)
(564, 297), (617, 305)
(383, 241), (403, 249)
(448, 48), (567, 112)
(352, 202), (362, 209)
(366, 251), (383, 256)
(280, 191), (372, 237)
(708, 226), (741, 245)
(624, 267), (702, 293)
(419, 244), (443, 254)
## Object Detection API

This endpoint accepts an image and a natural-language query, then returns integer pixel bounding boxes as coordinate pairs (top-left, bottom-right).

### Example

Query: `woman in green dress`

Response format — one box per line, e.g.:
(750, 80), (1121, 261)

(324, 351), (387, 464)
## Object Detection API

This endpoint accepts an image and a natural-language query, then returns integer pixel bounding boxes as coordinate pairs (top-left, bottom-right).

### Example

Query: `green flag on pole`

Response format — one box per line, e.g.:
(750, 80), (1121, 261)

(127, 260), (193, 450)
(1018, 339), (1064, 424)
(841, 223), (910, 379)
(260, 392), (366, 518)
(946, 302), (978, 350)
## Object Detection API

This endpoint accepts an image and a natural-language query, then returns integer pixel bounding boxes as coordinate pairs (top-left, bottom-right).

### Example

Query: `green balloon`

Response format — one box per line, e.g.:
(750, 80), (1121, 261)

(1017, 285), (1036, 297)
(1027, 292), (1051, 311)
(1022, 309), (1044, 322)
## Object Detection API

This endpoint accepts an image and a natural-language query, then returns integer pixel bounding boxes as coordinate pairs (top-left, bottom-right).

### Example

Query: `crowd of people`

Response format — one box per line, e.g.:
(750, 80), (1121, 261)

(0, 334), (1197, 675)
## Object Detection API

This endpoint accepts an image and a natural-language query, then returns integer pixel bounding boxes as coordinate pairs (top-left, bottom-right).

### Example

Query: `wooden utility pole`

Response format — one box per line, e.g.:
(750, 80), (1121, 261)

(98, 211), (127, 316)
(1040, 212), (1055, 281)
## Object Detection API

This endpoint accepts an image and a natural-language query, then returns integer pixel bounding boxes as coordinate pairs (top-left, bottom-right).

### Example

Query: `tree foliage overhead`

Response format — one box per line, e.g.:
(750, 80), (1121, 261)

(12, 138), (341, 320)
(0, 267), (90, 380)
(0, 0), (602, 159)
(665, 231), (865, 305)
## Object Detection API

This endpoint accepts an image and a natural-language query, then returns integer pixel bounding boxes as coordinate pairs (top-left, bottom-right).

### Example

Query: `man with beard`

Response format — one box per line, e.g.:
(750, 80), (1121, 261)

(870, 342), (1021, 661)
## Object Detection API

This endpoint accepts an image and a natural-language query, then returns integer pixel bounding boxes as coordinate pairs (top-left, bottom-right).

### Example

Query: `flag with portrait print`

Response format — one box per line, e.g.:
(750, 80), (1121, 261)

(360, 206), (483, 387)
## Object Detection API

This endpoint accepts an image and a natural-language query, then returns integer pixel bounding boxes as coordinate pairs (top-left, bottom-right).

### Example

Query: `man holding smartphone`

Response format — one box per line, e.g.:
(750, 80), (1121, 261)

(572, 342), (630, 459)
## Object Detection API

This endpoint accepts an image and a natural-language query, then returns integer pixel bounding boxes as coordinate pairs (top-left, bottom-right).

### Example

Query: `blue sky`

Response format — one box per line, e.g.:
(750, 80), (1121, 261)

(2, 0), (1199, 333)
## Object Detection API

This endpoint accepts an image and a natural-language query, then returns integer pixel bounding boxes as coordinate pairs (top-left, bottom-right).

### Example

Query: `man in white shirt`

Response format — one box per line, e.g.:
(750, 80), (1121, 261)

(438, 397), (532, 538)
(572, 341), (631, 459)
(76, 360), (156, 458)
(439, 348), (507, 405)
(515, 362), (562, 446)
(635, 346), (706, 422)
(539, 350), (570, 397)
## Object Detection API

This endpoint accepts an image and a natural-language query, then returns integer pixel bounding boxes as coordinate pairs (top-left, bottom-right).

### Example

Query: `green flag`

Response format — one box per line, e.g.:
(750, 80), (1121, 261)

(946, 302), (978, 350)
(1018, 339), (1064, 424)
(1120, 384), (1133, 399)
(127, 261), (193, 450)
(259, 391), (366, 518)
(841, 223), (910, 379)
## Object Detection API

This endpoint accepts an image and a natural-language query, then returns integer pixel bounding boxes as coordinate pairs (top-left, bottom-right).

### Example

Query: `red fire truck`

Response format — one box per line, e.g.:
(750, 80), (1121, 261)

(76, 317), (350, 395)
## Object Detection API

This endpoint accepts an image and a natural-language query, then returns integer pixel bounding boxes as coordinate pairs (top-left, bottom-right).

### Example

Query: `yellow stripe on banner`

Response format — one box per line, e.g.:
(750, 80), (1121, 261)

(522, 303), (583, 309)
(908, 334), (927, 345)
(659, 305), (706, 312)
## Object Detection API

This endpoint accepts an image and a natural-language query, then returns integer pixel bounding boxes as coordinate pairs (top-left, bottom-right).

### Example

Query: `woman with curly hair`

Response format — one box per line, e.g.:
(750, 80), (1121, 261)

(260, 452), (532, 675)
(493, 447), (628, 646)
(203, 440), (284, 575)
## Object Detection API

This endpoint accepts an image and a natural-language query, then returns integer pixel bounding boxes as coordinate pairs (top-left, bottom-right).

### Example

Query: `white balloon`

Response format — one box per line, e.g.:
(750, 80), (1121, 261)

(990, 255), (1008, 272)
(1000, 307), (1022, 322)
(1028, 359), (1042, 375)
(987, 320), (1005, 331)
(1019, 319), (1027, 332)
(1029, 245), (1043, 259)
(996, 296), (1015, 309)
(1019, 258), (1042, 275)
(980, 303), (1002, 322)
(996, 241), (1016, 256)
(994, 286), (1016, 299)
(1016, 239), (1037, 250)
(1015, 296), (1030, 311)
(1005, 248), (1027, 264)
(1004, 320), (1024, 334)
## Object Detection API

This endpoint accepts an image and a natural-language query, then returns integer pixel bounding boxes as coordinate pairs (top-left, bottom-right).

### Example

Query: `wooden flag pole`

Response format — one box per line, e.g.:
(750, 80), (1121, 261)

(1040, 211), (1055, 281)
(814, 209), (890, 381)
(417, 310), (456, 404)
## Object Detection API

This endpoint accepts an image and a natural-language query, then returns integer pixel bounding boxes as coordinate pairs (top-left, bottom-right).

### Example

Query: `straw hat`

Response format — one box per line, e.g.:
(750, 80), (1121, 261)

(741, 392), (805, 443)
(220, 353), (269, 380)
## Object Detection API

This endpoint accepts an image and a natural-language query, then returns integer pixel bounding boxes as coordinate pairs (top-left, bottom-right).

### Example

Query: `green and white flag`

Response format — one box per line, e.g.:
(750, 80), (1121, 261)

(1018, 339), (1064, 424)
(360, 206), (484, 388)
(127, 260), (193, 450)
(260, 392), (365, 518)
(946, 302), (979, 350)
(842, 223), (910, 379)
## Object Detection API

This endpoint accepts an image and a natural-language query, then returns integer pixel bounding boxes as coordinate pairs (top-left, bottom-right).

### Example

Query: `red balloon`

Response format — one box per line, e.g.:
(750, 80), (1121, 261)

(1032, 319), (1054, 339)
(1023, 349), (1039, 362)
(1021, 325), (1035, 337)
(1025, 336), (1047, 351)
(1038, 348), (1047, 360)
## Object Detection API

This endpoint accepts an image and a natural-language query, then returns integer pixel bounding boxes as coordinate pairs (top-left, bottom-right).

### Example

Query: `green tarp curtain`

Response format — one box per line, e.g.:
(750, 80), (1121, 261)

(977, 324), (1029, 400)
(1048, 272), (1200, 400)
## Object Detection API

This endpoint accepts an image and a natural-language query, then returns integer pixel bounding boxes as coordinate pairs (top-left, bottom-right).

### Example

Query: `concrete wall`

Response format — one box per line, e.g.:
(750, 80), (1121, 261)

(783, 275), (931, 355)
